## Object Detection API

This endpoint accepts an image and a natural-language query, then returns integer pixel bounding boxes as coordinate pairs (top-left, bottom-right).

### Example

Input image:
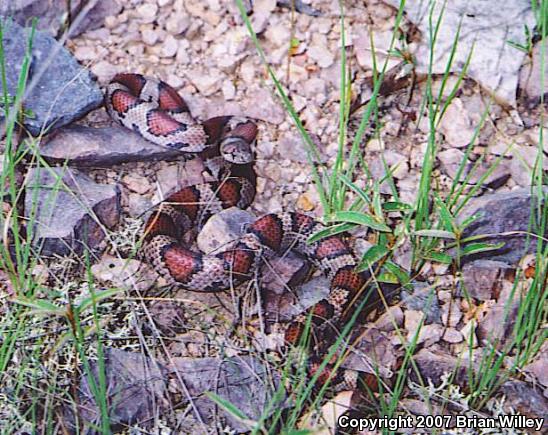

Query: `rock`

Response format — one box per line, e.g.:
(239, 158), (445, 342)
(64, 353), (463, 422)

(1, 0), (121, 37)
(261, 252), (310, 296)
(196, 207), (256, 254)
(264, 275), (330, 323)
(154, 159), (207, 198)
(519, 40), (548, 107)
(439, 98), (476, 148)
(440, 300), (462, 327)
(523, 342), (548, 389)
(374, 306), (404, 331)
(461, 259), (513, 301)
(40, 125), (184, 166)
(278, 131), (309, 163)
(499, 380), (548, 433)
(442, 328), (463, 343)
(169, 356), (282, 433)
(25, 166), (120, 256)
(91, 255), (156, 293)
(458, 188), (548, 264)
(410, 348), (471, 387)
(307, 43), (334, 68)
(244, 87), (286, 124)
(342, 328), (399, 378)
(64, 348), (166, 432)
(147, 300), (187, 336)
(0, 19), (103, 135)
(384, 0), (536, 105)
(137, 3), (158, 23)
(401, 284), (441, 323)
(477, 281), (521, 344)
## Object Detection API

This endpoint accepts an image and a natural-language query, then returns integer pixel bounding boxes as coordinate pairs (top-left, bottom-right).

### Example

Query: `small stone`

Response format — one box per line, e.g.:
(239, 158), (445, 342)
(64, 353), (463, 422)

(296, 192), (315, 211)
(375, 306), (404, 331)
(185, 68), (221, 96)
(222, 81), (236, 100)
(197, 208), (256, 254)
(459, 320), (478, 348)
(123, 174), (150, 195)
(141, 28), (159, 46)
(439, 98), (475, 148)
(416, 324), (444, 346)
(166, 15), (190, 35)
(307, 44), (334, 68)
(441, 301), (462, 327)
(137, 3), (158, 23)
(161, 35), (178, 57)
(91, 60), (118, 82)
(73, 45), (97, 61)
(442, 328), (464, 343)
(264, 23), (290, 47)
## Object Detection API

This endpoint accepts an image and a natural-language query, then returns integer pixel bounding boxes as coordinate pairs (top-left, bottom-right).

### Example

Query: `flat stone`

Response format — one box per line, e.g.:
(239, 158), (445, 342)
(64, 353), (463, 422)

(63, 348), (166, 432)
(40, 125), (184, 166)
(169, 356), (281, 433)
(461, 259), (513, 301)
(401, 283), (441, 323)
(25, 166), (120, 256)
(197, 207), (256, 254)
(0, 19), (103, 135)
(1, 0), (121, 37)
(458, 188), (548, 264)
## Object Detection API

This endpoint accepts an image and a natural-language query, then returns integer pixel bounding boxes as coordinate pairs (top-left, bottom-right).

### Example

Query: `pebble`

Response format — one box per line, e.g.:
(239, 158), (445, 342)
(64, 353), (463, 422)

(137, 3), (159, 23)
(166, 15), (190, 35)
(162, 34), (179, 57)
(141, 28), (159, 46)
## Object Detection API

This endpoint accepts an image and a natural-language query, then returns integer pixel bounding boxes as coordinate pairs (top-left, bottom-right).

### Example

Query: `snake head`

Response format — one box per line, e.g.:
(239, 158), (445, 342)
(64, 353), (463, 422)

(220, 136), (254, 164)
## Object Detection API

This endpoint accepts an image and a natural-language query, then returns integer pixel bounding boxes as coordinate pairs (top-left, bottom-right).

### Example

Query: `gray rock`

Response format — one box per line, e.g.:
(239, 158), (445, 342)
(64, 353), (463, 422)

(169, 356), (282, 433)
(401, 283), (441, 324)
(64, 348), (167, 433)
(40, 125), (184, 166)
(459, 188), (548, 264)
(477, 282), (521, 344)
(0, 18), (103, 136)
(1, 0), (121, 37)
(461, 259), (513, 301)
(196, 207), (256, 254)
(499, 380), (548, 434)
(25, 166), (120, 256)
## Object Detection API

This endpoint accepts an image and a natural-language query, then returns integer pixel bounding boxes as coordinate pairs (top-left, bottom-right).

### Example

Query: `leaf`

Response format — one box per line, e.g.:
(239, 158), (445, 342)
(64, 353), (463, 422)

(436, 198), (456, 233)
(14, 297), (64, 316)
(357, 244), (389, 272)
(330, 211), (391, 232)
(414, 229), (457, 239)
(205, 392), (253, 423)
(307, 222), (356, 244)
(423, 251), (454, 264)
(382, 201), (413, 212)
(384, 261), (411, 286)
(77, 288), (122, 313)
(462, 242), (505, 256)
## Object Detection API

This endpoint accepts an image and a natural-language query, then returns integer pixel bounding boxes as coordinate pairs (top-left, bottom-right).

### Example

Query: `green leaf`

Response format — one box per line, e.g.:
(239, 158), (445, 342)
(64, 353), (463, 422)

(205, 392), (252, 422)
(382, 201), (413, 212)
(307, 222), (356, 244)
(357, 244), (389, 272)
(77, 287), (122, 312)
(384, 261), (411, 285)
(423, 251), (453, 264)
(413, 229), (457, 239)
(377, 271), (399, 284)
(436, 197), (456, 233)
(331, 211), (391, 232)
(14, 297), (63, 315)
(462, 242), (505, 256)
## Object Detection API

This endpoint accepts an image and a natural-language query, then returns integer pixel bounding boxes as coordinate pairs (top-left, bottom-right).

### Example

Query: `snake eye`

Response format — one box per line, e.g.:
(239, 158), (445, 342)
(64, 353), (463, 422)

(220, 137), (253, 164)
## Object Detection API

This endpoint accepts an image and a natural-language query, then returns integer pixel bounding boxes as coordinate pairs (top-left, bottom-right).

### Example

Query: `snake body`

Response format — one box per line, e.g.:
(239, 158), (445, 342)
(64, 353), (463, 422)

(105, 73), (377, 391)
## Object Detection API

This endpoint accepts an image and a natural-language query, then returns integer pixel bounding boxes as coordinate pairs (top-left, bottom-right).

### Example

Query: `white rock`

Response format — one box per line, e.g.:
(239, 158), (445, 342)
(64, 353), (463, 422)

(161, 35), (179, 58)
(137, 3), (158, 23)
(74, 46), (96, 61)
(166, 15), (190, 35)
(222, 81), (236, 100)
(91, 61), (118, 82)
(185, 68), (222, 96)
(141, 28), (159, 46)
(439, 98), (476, 148)
(307, 44), (334, 68)
(265, 24), (290, 47)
